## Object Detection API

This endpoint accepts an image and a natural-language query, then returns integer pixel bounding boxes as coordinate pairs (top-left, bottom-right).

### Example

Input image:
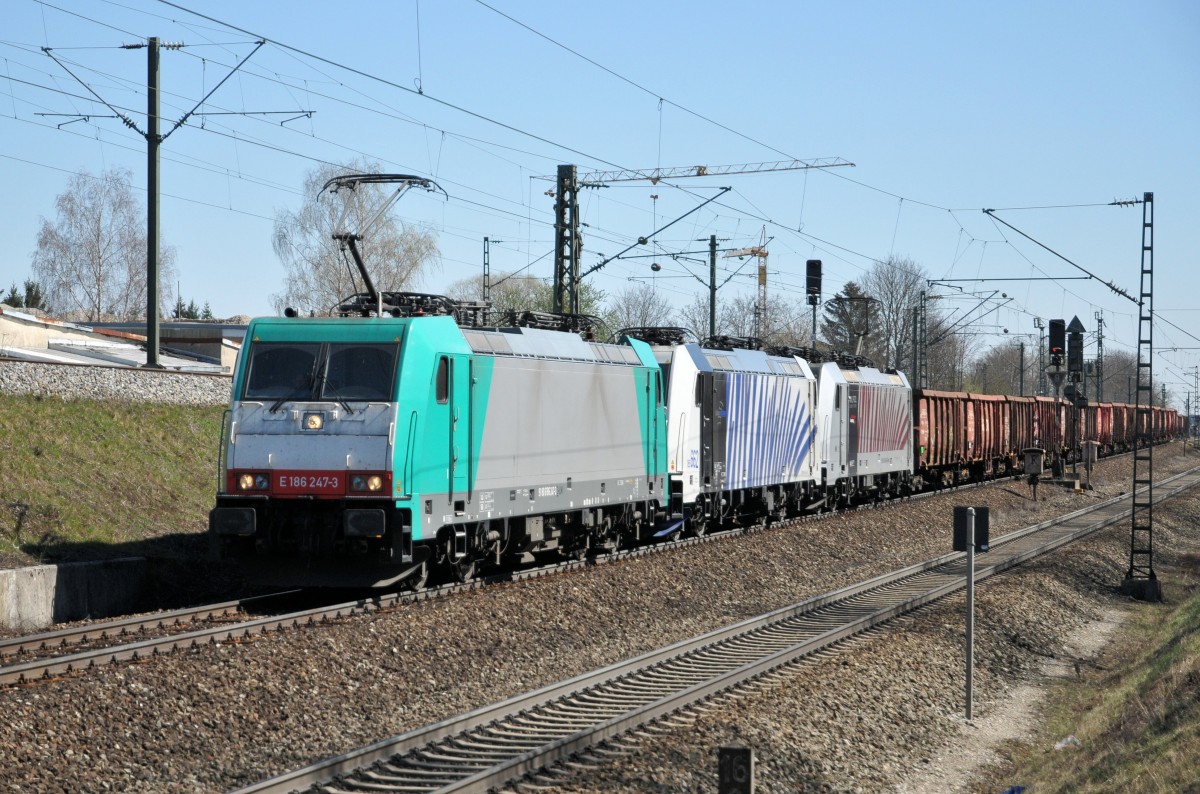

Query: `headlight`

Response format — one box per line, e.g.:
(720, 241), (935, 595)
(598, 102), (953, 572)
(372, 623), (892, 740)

(237, 473), (269, 491)
(303, 412), (324, 431)
(350, 474), (384, 492)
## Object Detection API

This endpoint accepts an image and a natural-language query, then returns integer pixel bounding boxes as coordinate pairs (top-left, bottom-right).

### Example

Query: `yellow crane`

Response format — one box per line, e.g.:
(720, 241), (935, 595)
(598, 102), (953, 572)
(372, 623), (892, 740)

(724, 227), (770, 339)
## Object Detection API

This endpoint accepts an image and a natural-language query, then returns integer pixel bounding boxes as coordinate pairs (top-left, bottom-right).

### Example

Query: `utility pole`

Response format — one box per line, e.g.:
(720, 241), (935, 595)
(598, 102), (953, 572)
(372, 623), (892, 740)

(1034, 318), (1047, 396)
(552, 165), (581, 315)
(910, 291), (929, 388)
(482, 237), (501, 304)
(146, 37), (161, 366)
(1094, 311), (1105, 401)
(1018, 341), (1025, 396)
(709, 235), (718, 339)
(43, 37), (271, 367)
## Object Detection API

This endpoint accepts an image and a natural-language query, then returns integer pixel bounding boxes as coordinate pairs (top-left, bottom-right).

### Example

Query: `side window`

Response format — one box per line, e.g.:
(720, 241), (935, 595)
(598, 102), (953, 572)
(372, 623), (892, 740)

(436, 357), (449, 404)
(655, 372), (662, 405)
(695, 375), (703, 407)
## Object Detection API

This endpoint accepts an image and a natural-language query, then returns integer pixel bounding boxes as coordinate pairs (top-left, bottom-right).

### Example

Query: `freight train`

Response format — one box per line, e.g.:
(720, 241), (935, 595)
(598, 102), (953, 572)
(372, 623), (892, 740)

(208, 293), (1181, 588)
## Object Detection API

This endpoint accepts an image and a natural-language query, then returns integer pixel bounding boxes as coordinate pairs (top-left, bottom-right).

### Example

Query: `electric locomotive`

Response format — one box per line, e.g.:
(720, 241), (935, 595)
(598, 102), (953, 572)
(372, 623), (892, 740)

(641, 331), (821, 534)
(210, 295), (669, 588)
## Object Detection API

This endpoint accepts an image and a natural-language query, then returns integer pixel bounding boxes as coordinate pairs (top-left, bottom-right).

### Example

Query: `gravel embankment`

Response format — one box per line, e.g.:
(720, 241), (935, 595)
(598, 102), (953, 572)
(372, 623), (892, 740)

(0, 360), (230, 405)
(1, 445), (1197, 793)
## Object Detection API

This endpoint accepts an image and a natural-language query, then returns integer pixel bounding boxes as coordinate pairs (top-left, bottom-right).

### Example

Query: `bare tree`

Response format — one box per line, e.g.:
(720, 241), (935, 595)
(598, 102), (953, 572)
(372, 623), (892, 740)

(444, 271), (609, 329)
(445, 272), (542, 318)
(32, 168), (176, 321)
(676, 291), (810, 347)
(968, 342), (1028, 395)
(606, 283), (676, 334)
(1095, 349), (1141, 403)
(760, 295), (811, 348)
(678, 293), (721, 340)
(863, 256), (927, 370)
(271, 161), (440, 314)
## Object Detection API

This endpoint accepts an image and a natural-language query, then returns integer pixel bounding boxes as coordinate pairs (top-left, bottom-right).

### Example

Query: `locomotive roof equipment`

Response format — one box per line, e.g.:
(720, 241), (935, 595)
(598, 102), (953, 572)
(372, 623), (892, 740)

(616, 326), (696, 346)
(319, 173), (448, 319)
(703, 335), (765, 351)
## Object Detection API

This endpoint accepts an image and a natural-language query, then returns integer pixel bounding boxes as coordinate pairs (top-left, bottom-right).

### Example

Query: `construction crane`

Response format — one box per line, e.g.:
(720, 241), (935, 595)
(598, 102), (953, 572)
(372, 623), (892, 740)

(546, 158), (853, 314)
(724, 227), (770, 339)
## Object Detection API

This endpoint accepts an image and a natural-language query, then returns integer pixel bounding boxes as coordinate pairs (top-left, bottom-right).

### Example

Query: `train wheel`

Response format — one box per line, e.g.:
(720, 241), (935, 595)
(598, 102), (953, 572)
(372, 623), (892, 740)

(453, 556), (477, 583)
(404, 563), (429, 591)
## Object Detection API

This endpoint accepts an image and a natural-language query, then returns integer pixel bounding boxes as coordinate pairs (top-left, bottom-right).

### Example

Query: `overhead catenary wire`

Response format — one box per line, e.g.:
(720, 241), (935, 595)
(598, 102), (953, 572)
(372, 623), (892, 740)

(8, 3), (1191, 362)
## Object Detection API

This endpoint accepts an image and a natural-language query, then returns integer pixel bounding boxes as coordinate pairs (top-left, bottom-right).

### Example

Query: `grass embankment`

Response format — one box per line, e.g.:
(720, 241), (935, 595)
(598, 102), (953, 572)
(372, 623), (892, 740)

(979, 498), (1200, 792)
(0, 393), (224, 568)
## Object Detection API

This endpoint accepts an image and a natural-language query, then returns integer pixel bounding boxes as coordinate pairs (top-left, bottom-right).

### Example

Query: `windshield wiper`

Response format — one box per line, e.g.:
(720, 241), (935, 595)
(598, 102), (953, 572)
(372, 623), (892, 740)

(315, 370), (355, 415)
(270, 363), (319, 413)
(269, 384), (311, 413)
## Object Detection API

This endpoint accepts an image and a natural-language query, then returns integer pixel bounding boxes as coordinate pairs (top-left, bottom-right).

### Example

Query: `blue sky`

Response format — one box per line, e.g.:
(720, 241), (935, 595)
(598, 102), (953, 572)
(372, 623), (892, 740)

(2, 1), (1198, 398)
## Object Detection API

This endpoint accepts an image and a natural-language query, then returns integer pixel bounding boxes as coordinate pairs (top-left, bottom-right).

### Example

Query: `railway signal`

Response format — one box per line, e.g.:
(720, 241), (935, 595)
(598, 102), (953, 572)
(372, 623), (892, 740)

(1048, 318), (1066, 359)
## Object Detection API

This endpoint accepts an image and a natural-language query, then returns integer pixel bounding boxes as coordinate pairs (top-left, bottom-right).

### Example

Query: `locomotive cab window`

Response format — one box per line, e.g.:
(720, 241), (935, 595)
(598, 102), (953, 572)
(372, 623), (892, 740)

(436, 356), (449, 404)
(243, 343), (320, 399)
(324, 343), (398, 402)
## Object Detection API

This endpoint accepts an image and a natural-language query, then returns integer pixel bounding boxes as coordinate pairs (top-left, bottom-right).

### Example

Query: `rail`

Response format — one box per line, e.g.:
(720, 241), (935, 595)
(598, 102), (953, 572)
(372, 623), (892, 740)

(232, 465), (1200, 794)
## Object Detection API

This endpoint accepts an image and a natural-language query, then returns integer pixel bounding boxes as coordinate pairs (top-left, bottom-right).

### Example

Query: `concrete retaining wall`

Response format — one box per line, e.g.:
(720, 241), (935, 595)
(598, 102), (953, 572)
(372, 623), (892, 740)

(0, 558), (146, 630)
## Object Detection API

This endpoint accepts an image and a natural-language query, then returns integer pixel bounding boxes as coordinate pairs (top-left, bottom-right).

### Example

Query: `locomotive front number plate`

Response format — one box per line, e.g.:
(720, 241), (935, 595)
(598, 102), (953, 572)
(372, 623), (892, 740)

(274, 471), (343, 495)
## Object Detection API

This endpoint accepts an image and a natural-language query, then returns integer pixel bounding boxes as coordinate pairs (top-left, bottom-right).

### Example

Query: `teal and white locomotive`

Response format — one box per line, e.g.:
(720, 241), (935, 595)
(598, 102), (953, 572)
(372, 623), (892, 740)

(210, 296), (668, 587)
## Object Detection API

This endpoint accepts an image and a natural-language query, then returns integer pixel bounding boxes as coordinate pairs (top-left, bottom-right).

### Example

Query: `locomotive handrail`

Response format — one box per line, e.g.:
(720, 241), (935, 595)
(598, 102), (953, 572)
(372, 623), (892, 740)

(215, 407), (232, 493)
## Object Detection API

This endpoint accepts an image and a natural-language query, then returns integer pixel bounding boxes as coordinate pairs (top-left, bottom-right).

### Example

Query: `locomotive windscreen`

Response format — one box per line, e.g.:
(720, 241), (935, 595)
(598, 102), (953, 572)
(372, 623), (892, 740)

(242, 342), (400, 402)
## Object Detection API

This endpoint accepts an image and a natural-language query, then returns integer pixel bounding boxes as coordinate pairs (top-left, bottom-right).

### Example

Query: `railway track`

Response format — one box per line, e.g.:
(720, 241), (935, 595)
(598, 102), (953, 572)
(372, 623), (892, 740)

(0, 455), (1147, 688)
(0, 590), (300, 659)
(0, 466), (1007, 687)
(231, 464), (1200, 794)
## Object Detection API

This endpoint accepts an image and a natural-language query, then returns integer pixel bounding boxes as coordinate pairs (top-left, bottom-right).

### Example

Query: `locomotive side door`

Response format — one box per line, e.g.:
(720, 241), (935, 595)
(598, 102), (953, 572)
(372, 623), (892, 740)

(846, 383), (860, 477)
(645, 368), (662, 482)
(447, 353), (471, 507)
(698, 371), (728, 489)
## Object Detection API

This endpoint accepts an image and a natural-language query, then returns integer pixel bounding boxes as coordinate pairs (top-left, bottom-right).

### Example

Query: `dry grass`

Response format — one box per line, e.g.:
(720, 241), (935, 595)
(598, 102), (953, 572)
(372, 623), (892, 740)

(972, 492), (1200, 793)
(0, 393), (223, 566)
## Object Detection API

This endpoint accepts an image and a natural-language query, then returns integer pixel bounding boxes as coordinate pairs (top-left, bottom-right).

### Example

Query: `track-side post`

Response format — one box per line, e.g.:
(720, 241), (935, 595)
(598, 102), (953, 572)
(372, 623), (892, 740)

(954, 506), (990, 721)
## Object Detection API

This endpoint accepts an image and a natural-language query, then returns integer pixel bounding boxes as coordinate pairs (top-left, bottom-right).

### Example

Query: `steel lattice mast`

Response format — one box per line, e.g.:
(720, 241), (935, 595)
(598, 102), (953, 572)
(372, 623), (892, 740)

(1123, 192), (1160, 601)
